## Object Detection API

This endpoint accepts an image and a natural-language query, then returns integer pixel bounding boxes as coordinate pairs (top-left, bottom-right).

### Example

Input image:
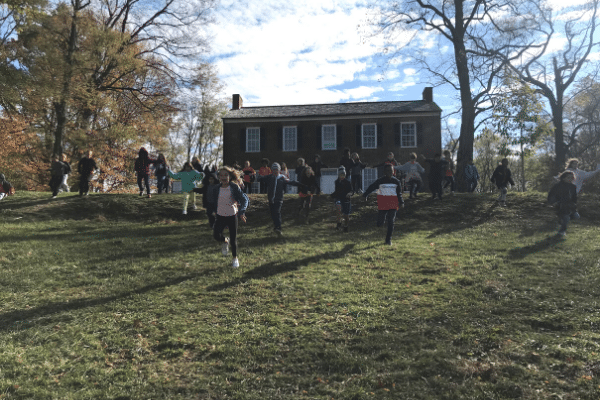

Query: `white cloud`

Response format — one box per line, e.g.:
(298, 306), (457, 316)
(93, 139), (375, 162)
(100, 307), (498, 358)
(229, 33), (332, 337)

(403, 68), (417, 77)
(212, 0), (385, 106)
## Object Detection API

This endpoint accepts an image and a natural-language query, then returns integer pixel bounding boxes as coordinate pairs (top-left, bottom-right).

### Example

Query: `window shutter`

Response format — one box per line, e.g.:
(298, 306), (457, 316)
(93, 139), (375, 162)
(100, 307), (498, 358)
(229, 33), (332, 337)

(417, 122), (423, 146)
(394, 123), (401, 147)
(336, 125), (343, 149)
(297, 126), (303, 150)
(355, 125), (362, 148)
(277, 127), (283, 150)
(240, 128), (246, 152)
(316, 125), (322, 150)
(260, 128), (265, 151)
(377, 124), (383, 148)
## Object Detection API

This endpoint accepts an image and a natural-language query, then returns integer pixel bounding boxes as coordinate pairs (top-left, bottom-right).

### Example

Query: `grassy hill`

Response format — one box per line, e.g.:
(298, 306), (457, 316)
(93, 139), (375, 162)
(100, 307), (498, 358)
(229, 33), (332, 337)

(1, 190), (600, 399)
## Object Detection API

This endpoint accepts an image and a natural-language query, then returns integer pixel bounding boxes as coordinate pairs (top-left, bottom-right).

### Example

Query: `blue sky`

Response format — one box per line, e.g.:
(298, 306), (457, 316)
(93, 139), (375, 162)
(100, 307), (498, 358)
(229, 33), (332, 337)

(208, 0), (600, 141)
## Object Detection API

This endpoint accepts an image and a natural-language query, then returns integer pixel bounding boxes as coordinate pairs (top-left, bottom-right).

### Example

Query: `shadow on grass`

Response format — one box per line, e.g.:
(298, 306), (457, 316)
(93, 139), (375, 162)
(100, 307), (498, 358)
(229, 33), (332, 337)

(0, 269), (219, 333)
(424, 202), (499, 239)
(506, 234), (565, 260)
(206, 244), (356, 292)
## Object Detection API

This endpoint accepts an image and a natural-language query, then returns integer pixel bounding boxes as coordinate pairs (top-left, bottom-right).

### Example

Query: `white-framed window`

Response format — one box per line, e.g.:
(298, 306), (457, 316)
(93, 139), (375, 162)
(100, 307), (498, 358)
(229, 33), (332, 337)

(401, 122), (417, 148)
(362, 124), (377, 149)
(283, 126), (297, 152)
(322, 125), (336, 150)
(246, 127), (260, 152)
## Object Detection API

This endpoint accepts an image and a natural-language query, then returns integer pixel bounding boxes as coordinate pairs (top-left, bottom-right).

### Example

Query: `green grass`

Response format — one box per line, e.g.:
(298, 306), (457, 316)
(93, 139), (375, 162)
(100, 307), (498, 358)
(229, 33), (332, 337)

(1, 190), (600, 399)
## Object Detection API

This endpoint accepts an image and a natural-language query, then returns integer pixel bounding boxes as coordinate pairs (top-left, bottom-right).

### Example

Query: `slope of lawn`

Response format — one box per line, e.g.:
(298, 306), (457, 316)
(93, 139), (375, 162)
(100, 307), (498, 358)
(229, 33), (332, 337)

(1, 190), (600, 399)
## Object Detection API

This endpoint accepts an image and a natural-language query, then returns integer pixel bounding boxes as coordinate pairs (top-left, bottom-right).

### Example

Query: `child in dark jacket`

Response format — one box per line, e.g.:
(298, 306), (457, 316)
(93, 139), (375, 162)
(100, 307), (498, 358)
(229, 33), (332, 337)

(297, 166), (320, 222)
(363, 164), (404, 245)
(257, 162), (305, 236)
(331, 166), (354, 232)
(421, 153), (447, 200)
(134, 147), (157, 198)
(491, 158), (515, 206)
(548, 170), (579, 237)
(350, 152), (367, 193)
(0, 174), (14, 200)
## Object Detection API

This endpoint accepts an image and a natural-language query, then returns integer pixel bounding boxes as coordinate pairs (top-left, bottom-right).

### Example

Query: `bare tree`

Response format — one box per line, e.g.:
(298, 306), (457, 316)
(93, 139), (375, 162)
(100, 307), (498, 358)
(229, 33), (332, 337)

(481, 0), (600, 173)
(367, 0), (540, 191)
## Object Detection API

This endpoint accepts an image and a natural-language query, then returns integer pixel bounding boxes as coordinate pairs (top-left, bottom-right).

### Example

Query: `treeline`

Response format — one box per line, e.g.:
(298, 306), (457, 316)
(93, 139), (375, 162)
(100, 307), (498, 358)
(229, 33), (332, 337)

(0, 0), (224, 192)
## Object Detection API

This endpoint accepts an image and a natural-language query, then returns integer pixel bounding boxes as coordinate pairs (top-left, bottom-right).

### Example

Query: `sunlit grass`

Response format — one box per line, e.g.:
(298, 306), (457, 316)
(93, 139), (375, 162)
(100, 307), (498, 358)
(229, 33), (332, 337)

(0, 190), (599, 399)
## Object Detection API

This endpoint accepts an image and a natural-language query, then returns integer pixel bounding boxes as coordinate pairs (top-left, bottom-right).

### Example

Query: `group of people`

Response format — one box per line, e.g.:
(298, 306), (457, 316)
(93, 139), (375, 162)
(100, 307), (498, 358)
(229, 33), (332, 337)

(3, 146), (599, 267)
(49, 150), (98, 198)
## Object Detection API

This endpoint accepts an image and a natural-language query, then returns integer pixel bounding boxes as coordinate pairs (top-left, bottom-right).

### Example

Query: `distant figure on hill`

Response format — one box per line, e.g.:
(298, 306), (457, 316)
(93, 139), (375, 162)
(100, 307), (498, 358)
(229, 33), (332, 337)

(0, 174), (15, 200)
(309, 154), (328, 195)
(395, 152), (424, 199)
(442, 150), (456, 195)
(421, 153), (447, 200)
(78, 150), (98, 196)
(134, 147), (156, 198)
(167, 162), (204, 215)
(464, 158), (480, 193)
(331, 166), (354, 232)
(242, 160), (256, 194)
(491, 158), (515, 207)
(350, 152), (367, 194)
(154, 154), (170, 194)
(59, 154), (71, 193)
(50, 156), (69, 199)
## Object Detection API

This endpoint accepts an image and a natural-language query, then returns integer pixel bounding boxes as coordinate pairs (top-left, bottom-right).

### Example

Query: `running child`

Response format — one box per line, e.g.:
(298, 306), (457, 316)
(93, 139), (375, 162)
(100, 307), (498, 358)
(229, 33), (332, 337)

(375, 152), (399, 176)
(442, 150), (456, 195)
(297, 165), (320, 222)
(548, 170), (579, 237)
(203, 172), (219, 228)
(167, 162), (204, 214)
(331, 166), (354, 232)
(257, 162), (305, 236)
(134, 147), (156, 198)
(210, 166), (249, 268)
(395, 152), (425, 199)
(554, 158), (600, 195)
(464, 158), (480, 193)
(363, 164), (404, 245)
(59, 154), (71, 193)
(491, 158), (515, 206)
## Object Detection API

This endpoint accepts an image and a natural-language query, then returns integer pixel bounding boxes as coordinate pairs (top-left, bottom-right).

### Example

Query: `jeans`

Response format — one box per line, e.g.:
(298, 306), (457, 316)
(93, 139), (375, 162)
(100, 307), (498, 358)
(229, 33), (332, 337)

(377, 209), (397, 243)
(79, 175), (91, 195)
(443, 175), (455, 192)
(137, 174), (150, 195)
(269, 202), (283, 230)
(559, 212), (580, 233)
(214, 215), (238, 257)
(408, 179), (421, 197)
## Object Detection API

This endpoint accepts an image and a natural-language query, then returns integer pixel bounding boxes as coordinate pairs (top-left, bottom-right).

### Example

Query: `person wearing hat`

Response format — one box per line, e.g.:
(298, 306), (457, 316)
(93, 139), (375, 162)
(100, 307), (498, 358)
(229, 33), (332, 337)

(330, 166), (354, 232)
(257, 162), (305, 236)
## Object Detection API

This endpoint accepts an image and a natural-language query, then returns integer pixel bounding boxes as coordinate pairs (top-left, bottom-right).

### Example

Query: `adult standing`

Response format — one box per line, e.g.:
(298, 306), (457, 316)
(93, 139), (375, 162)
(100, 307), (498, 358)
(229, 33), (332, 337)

(134, 147), (156, 198)
(491, 158), (515, 206)
(155, 154), (169, 194)
(421, 153), (447, 200)
(77, 150), (98, 196)
(309, 154), (328, 195)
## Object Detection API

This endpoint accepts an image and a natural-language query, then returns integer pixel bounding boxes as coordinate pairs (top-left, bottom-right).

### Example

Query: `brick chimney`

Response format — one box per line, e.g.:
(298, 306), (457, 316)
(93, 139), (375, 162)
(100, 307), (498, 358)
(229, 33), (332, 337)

(422, 87), (433, 103)
(232, 94), (243, 110)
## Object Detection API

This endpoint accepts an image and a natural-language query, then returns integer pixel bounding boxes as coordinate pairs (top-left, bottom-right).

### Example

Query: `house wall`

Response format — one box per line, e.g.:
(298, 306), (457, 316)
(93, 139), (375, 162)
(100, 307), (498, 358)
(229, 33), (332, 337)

(223, 114), (442, 171)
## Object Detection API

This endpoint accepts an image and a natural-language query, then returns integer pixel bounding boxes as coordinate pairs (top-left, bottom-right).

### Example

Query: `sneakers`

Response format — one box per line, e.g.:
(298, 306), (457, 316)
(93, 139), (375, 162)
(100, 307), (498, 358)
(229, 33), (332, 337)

(193, 204), (197, 210)
(183, 209), (187, 215)
(336, 222), (342, 230)
(221, 238), (229, 256)
(274, 228), (283, 237)
(139, 191), (143, 196)
(557, 230), (566, 237)
(147, 194), (151, 198)
(232, 257), (239, 268)
(385, 240), (392, 246)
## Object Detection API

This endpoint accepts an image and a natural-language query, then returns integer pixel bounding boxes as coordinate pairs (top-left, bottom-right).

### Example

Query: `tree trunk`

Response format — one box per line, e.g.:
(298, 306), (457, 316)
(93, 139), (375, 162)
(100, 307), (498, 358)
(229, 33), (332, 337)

(52, 1), (80, 158)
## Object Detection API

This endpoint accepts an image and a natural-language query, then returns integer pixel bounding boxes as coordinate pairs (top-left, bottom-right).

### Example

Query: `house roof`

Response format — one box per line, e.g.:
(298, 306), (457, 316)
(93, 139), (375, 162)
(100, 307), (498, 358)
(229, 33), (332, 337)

(223, 100), (442, 120)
